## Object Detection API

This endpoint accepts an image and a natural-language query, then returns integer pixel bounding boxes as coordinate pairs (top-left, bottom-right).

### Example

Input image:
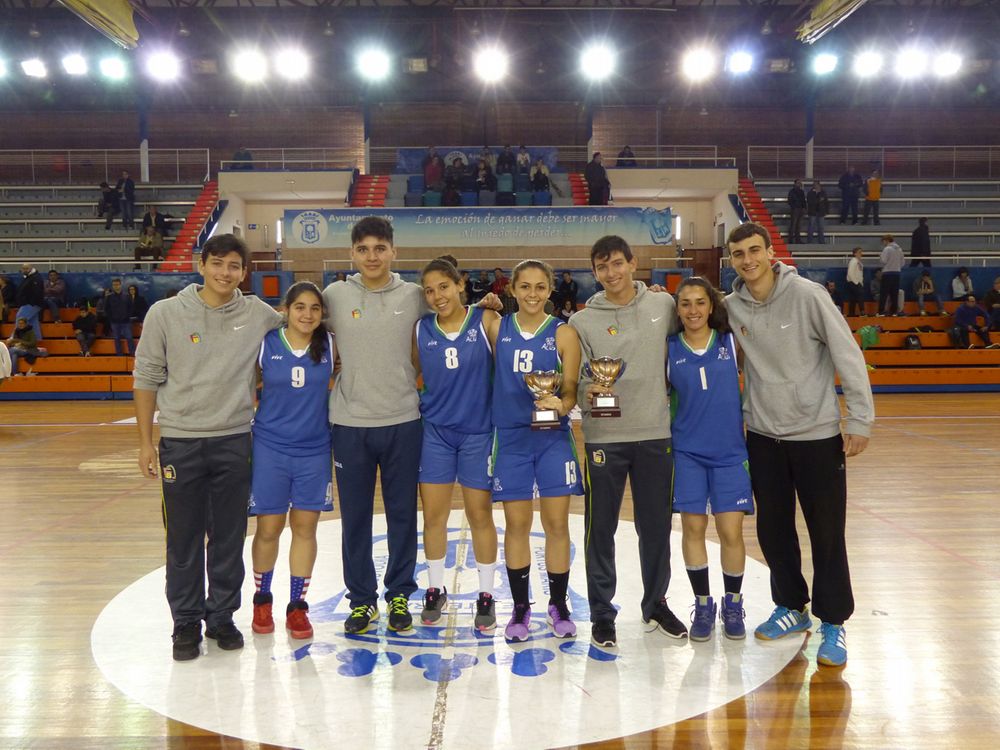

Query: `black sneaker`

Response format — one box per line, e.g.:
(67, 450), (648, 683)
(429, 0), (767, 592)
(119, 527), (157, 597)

(172, 621), (202, 661)
(344, 603), (379, 634)
(205, 621), (245, 651)
(420, 587), (448, 625)
(474, 592), (497, 633)
(591, 620), (617, 648)
(643, 600), (688, 639)
(387, 594), (414, 633)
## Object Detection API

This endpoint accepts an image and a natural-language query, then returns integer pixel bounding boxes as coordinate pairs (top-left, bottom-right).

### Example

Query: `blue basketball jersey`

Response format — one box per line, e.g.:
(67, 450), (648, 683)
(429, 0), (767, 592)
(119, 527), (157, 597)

(416, 306), (492, 434)
(668, 330), (747, 465)
(253, 327), (334, 455)
(492, 314), (567, 430)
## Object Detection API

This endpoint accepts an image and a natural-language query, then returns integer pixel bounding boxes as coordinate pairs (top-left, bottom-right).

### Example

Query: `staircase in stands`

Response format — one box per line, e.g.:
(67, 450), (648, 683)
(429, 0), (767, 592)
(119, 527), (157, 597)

(351, 175), (389, 207)
(569, 174), (589, 206)
(160, 181), (219, 272)
(737, 178), (793, 261)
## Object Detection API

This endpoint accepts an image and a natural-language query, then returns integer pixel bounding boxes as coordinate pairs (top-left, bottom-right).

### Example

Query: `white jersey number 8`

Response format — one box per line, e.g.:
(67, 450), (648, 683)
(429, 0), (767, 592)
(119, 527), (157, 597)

(445, 347), (459, 370)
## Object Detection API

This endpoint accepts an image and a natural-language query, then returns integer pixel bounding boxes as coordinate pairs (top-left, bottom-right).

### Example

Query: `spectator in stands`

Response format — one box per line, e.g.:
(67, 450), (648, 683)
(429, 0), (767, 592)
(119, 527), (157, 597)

(445, 157), (466, 189)
(845, 247), (865, 317)
(421, 146), (438, 173)
(616, 145), (637, 167)
(104, 278), (135, 356)
(838, 166), (863, 225)
(5, 317), (43, 376)
(787, 179), (806, 244)
(475, 160), (497, 192)
(478, 146), (495, 170)
(73, 305), (98, 357)
(424, 153), (445, 193)
(499, 280), (518, 316)
(870, 268), (882, 305)
(99, 181), (120, 230)
(530, 160), (550, 192)
(878, 234), (905, 316)
(0, 341), (9, 383)
(232, 146), (254, 170)
(142, 205), (168, 237)
(134, 226), (165, 269)
(951, 267), (974, 300)
(117, 170), (136, 230)
(585, 152), (610, 206)
(490, 267), (509, 296)
(471, 270), (491, 303)
(334, 272), (347, 283)
(556, 297), (575, 323)
(129, 284), (150, 323)
(43, 270), (66, 323)
(15, 263), (45, 339)
(982, 277), (1000, 331)
(806, 180), (829, 243)
(495, 146), (516, 176)
(951, 296), (997, 349)
(557, 271), (579, 313)
(910, 217), (931, 267)
(516, 146), (532, 175)
(826, 281), (844, 313)
(861, 169), (881, 226)
(0, 275), (13, 322)
(460, 270), (475, 305)
(913, 271), (946, 316)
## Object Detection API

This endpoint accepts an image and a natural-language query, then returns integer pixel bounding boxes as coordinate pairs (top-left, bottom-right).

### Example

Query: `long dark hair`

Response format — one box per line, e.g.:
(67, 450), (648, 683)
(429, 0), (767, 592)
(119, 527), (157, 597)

(422, 257), (461, 284)
(283, 281), (329, 364)
(676, 276), (731, 334)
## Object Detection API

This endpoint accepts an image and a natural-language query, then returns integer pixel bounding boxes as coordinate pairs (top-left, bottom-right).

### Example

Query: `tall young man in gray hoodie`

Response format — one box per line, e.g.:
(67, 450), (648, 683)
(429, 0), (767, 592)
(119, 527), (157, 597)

(726, 222), (874, 668)
(569, 235), (687, 648)
(134, 234), (283, 661)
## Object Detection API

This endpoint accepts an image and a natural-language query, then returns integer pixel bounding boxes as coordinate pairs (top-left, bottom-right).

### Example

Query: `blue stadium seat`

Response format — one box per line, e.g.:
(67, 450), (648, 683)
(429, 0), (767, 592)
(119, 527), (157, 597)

(515, 174), (531, 192)
(460, 175), (478, 192)
(404, 192), (423, 207)
(497, 192), (516, 206)
(478, 190), (497, 206)
(460, 191), (479, 206)
(423, 191), (442, 207)
(497, 173), (514, 193)
(515, 192), (533, 206)
(407, 175), (425, 193)
(533, 191), (553, 206)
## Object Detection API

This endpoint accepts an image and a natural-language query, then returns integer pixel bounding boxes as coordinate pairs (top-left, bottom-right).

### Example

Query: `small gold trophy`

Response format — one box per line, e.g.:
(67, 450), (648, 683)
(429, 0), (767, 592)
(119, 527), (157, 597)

(585, 357), (627, 418)
(523, 370), (563, 430)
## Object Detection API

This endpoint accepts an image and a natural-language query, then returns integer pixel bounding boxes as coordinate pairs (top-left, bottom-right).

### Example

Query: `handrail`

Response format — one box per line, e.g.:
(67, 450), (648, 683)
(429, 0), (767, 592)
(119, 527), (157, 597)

(719, 253), (1000, 269)
(0, 149), (211, 185)
(220, 148), (358, 173)
(746, 145), (1000, 180)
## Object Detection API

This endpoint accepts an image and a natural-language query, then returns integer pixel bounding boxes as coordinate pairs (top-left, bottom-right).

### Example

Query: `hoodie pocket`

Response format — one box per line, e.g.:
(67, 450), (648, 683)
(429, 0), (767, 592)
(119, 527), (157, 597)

(747, 381), (808, 436)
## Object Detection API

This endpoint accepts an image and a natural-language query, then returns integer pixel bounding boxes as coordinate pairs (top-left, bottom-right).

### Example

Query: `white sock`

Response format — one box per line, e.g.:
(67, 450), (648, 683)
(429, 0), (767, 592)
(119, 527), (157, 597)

(426, 557), (445, 590)
(477, 562), (496, 595)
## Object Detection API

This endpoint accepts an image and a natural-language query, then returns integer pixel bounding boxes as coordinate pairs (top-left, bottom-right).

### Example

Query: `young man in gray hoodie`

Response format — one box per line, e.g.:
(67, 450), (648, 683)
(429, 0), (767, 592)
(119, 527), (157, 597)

(569, 235), (687, 647)
(134, 234), (282, 661)
(726, 222), (874, 668)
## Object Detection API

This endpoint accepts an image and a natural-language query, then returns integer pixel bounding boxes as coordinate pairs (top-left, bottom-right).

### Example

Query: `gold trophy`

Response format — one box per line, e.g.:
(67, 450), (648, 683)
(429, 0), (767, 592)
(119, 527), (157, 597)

(524, 370), (563, 430)
(585, 357), (627, 418)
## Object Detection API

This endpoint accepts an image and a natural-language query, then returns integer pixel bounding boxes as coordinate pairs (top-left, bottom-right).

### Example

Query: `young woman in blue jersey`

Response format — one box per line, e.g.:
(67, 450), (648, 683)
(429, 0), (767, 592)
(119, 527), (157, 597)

(668, 277), (752, 642)
(250, 281), (335, 640)
(414, 258), (501, 632)
(485, 260), (583, 642)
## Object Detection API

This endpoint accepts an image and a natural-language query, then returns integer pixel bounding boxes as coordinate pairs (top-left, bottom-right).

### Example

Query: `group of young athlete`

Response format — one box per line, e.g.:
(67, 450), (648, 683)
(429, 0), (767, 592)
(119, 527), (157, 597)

(135, 215), (873, 670)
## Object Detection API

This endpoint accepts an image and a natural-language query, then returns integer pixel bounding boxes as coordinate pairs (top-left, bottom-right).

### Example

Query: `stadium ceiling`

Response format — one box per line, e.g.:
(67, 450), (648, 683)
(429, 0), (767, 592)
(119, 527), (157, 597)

(0, 0), (992, 8)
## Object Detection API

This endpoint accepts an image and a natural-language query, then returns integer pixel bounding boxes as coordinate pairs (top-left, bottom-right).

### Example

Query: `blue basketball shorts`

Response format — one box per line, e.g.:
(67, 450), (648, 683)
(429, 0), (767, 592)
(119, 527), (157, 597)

(418, 422), (492, 491)
(490, 426), (583, 502)
(672, 450), (754, 515)
(250, 439), (334, 516)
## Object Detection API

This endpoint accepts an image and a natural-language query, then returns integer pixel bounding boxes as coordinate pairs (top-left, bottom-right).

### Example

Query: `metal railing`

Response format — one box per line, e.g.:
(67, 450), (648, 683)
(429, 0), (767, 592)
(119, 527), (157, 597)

(747, 145), (1000, 181)
(0, 257), (173, 272)
(220, 148), (358, 173)
(0, 149), (211, 186)
(719, 253), (1000, 270)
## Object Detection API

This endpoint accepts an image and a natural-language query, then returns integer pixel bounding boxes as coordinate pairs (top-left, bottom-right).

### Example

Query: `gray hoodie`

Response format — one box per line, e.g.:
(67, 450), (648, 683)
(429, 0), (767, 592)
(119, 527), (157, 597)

(727, 262), (874, 441)
(323, 272), (424, 428)
(569, 281), (678, 443)
(133, 284), (282, 438)
(880, 241), (905, 273)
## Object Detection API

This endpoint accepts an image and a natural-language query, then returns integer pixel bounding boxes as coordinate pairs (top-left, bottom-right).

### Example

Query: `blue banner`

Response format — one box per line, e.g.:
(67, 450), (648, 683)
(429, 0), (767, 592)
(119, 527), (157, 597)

(284, 207), (674, 249)
(396, 147), (559, 174)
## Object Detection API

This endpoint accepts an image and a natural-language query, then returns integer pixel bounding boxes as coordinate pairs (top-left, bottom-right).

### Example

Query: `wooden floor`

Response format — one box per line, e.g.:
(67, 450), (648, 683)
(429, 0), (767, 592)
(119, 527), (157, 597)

(1, 394), (999, 749)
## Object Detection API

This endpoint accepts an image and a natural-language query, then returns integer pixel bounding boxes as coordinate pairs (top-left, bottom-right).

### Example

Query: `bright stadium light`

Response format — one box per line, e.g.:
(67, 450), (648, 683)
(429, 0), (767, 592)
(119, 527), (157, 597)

(933, 51), (962, 78)
(0, 60), (7, 79)
(356, 48), (391, 82)
(146, 51), (180, 82)
(852, 51), (883, 78)
(473, 46), (508, 84)
(895, 47), (928, 79)
(682, 48), (716, 82)
(580, 43), (616, 82)
(812, 53), (838, 75)
(274, 48), (310, 81)
(21, 58), (47, 78)
(61, 53), (88, 76)
(726, 51), (754, 75)
(99, 57), (127, 81)
(232, 48), (268, 83)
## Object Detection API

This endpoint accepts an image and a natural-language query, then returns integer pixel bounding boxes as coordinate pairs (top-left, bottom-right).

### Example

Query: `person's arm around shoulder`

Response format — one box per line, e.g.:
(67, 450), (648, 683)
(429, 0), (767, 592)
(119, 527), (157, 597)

(551, 324), (581, 417)
(133, 303), (169, 477)
(485, 311), (502, 351)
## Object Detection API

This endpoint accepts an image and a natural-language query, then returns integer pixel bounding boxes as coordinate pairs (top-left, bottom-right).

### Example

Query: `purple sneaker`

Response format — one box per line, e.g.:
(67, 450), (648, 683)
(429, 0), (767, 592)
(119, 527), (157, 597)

(505, 603), (532, 642)
(546, 600), (577, 638)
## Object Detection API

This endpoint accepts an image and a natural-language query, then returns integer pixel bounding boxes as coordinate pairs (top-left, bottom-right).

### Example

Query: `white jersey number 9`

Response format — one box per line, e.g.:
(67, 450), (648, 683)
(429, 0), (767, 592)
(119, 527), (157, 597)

(291, 366), (306, 389)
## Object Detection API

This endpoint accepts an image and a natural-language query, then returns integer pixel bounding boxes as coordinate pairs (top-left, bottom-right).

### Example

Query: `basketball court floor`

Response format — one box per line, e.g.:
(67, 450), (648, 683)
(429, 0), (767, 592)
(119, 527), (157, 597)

(1, 393), (998, 749)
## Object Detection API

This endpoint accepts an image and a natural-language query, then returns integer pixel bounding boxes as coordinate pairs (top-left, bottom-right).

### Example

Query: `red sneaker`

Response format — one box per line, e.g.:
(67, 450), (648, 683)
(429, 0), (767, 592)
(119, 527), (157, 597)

(286, 600), (314, 639)
(252, 592), (274, 634)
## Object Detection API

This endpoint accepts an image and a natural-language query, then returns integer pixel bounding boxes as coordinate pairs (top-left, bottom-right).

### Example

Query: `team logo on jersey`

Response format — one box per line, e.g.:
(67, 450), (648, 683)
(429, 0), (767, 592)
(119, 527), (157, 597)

(607, 326), (619, 336)
(492, 476), (503, 492)
(542, 336), (556, 351)
(501, 336), (512, 343)
(426, 340), (439, 348)
(465, 328), (478, 343)
(189, 333), (201, 344)
(351, 309), (362, 319)
(736, 497), (750, 506)
(740, 326), (749, 337)
(248, 494), (256, 508)
(321, 356), (329, 364)
(718, 346), (731, 361)
(674, 358), (687, 365)
(271, 355), (283, 360)
(162, 465), (176, 482)
(591, 450), (605, 465)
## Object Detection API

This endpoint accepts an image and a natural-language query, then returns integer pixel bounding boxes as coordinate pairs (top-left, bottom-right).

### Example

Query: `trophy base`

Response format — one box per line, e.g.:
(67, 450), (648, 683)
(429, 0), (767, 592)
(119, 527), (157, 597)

(531, 409), (561, 431)
(591, 395), (621, 419)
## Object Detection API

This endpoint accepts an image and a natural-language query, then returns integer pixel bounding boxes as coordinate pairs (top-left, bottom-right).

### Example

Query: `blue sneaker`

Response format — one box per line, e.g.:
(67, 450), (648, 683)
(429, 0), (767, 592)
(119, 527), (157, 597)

(817, 623), (847, 667)
(690, 597), (717, 642)
(721, 593), (746, 640)
(754, 605), (812, 640)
